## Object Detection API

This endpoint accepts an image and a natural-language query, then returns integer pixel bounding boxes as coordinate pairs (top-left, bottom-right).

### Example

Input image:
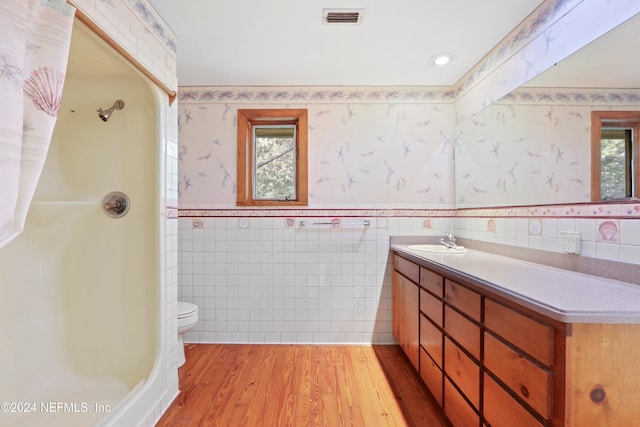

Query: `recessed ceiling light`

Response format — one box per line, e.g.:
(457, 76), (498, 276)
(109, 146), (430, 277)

(431, 53), (452, 66)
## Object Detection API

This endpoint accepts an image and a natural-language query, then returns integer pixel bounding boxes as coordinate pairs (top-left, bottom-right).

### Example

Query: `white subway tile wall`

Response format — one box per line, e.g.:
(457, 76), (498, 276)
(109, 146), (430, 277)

(179, 206), (640, 346)
(178, 215), (453, 344)
(455, 215), (640, 263)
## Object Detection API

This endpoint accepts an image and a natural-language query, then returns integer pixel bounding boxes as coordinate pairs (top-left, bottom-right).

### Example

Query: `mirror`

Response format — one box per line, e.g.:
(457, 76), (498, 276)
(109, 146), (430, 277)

(454, 12), (640, 207)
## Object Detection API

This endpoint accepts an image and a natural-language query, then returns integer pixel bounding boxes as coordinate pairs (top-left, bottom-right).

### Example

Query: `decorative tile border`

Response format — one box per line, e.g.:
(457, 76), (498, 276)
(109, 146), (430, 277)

(178, 208), (456, 218)
(178, 202), (640, 219)
(457, 202), (640, 219)
(178, 86), (455, 104)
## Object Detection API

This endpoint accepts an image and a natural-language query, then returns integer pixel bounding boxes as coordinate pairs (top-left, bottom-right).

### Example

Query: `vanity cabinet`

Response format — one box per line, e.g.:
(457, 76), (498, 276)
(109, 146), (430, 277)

(392, 250), (640, 427)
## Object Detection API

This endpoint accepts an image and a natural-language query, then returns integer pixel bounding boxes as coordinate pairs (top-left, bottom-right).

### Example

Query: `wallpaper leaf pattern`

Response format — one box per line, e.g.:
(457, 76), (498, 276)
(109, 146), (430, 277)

(178, 93), (455, 206)
(456, 89), (640, 206)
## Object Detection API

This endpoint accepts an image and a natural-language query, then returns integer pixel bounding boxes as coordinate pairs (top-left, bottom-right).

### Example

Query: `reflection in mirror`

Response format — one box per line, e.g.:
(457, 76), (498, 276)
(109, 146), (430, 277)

(591, 111), (640, 201)
(454, 12), (640, 207)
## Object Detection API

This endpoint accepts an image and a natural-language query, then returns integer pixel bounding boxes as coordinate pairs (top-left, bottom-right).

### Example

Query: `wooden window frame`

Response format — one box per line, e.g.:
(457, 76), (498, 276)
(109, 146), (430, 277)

(237, 109), (308, 206)
(590, 111), (640, 201)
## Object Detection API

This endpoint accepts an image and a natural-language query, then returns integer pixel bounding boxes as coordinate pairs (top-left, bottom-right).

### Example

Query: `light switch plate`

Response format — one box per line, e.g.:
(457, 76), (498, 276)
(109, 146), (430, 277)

(560, 231), (581, 254)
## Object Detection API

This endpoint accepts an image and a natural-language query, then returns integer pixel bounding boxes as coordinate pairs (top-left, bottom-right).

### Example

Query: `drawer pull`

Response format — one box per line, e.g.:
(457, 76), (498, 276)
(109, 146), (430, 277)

(590, 386), (606, 404)
(520, 385), (530, 398)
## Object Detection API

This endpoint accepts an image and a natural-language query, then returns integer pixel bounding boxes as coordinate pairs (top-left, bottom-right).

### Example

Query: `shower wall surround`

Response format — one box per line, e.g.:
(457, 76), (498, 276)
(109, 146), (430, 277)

(66, 0), (180, 425)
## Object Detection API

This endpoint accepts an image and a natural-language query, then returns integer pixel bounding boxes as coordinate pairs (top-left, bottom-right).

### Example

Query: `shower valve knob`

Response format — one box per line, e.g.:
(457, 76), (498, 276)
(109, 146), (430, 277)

(102, 192), (130, 218)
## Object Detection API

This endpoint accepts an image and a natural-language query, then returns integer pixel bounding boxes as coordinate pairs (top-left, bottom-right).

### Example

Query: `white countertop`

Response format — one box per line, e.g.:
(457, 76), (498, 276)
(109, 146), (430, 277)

(391, 244), (640, 323)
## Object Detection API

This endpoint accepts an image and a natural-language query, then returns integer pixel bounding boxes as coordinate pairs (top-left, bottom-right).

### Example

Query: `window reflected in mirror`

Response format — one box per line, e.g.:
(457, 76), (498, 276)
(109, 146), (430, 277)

(591, 111), (640, 201)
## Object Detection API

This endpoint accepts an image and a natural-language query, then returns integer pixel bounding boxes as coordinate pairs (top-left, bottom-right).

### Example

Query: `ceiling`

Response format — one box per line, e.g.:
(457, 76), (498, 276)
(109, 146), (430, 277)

(147, 0), (546, 87)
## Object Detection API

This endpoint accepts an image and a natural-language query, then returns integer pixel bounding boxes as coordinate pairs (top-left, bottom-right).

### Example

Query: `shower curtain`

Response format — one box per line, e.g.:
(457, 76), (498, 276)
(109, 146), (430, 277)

(0, 0), (75, 248)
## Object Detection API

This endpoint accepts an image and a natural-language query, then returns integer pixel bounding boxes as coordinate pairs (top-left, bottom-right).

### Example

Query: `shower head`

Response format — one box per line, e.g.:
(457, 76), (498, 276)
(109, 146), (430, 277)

(97, 99), (125, 122)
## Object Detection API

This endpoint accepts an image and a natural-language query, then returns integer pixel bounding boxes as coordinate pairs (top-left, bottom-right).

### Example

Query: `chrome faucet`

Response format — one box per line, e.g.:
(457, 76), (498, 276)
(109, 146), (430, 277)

(440, 233), (457, 249)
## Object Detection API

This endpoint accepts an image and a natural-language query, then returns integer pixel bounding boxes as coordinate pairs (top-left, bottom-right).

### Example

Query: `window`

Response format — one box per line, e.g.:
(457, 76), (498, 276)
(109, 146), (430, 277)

(591, 111), (640, 200)
(237, 109), (308, 206)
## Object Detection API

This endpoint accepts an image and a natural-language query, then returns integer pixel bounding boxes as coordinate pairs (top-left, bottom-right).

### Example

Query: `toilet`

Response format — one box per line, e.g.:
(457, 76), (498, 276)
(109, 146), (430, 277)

(177, 301), (199, 367)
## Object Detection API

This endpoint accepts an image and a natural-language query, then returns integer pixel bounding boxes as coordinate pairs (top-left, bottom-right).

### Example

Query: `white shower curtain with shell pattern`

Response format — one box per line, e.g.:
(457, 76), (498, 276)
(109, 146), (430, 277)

(0, 0), (75, 248)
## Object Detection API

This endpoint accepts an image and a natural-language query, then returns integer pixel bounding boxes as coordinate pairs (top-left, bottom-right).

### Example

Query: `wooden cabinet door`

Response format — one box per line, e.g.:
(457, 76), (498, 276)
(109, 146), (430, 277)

(392, 271), (403, 345)
(392, 267), (419, 371)
(403, 277), (420, 370)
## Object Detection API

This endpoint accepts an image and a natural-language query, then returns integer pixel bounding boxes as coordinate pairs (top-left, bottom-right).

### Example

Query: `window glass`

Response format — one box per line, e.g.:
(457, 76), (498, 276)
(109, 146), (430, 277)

(600, 129), (631, 200)
(253, 125), (296, 200)
(590, 111), (639, 201)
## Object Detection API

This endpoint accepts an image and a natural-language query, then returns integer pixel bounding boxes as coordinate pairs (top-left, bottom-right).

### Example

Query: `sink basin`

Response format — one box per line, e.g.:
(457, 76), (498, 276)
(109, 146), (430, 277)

(408, 244), (466, 254)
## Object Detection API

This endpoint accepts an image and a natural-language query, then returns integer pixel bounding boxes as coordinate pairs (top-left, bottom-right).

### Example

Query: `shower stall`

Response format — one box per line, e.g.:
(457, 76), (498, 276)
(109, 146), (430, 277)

(0, 19), (167, 426)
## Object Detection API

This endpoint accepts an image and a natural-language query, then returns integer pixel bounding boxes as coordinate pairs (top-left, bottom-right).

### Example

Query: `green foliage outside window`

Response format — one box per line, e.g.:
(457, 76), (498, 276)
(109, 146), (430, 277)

(254, 127), (296, 200)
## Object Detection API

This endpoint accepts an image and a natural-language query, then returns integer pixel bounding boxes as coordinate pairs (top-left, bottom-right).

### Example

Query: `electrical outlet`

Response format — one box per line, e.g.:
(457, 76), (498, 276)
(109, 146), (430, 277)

(560, 231), (581, 254)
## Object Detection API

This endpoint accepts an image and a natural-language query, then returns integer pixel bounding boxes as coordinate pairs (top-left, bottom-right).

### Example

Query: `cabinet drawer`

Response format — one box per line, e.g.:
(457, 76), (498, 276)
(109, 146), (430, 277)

(445, 337), (480, 409)
(444, 280), (481, 322)
(444, 377), (479, 427)
(420, 347), (443, 406)
(393, 254), (419, 283)
(484, 373), (544, 427)
(420, 267), (443, 297)
(485, 299), (554, 366)
(420, 288), (443, 327)
(444, 306), (480, 360)
(420, 315), (442, 368)
(484, 332), (552, 419)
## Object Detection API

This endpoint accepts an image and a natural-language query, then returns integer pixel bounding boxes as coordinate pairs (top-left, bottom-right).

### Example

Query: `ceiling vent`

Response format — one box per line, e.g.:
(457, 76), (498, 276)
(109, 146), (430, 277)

(323, 9), (364, 24)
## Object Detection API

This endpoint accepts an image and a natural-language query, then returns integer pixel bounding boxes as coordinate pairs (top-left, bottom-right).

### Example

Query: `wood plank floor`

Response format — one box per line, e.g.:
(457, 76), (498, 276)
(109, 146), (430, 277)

(157, 344), (450, 427)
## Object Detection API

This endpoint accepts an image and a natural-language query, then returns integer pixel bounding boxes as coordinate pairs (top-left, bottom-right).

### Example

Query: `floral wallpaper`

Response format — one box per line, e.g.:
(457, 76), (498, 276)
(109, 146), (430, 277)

(178, 87), (455, 207)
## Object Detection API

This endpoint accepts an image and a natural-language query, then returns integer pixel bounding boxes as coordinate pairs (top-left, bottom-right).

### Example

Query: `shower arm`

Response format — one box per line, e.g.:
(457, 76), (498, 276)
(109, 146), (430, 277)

(97, 99), (125, 122)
